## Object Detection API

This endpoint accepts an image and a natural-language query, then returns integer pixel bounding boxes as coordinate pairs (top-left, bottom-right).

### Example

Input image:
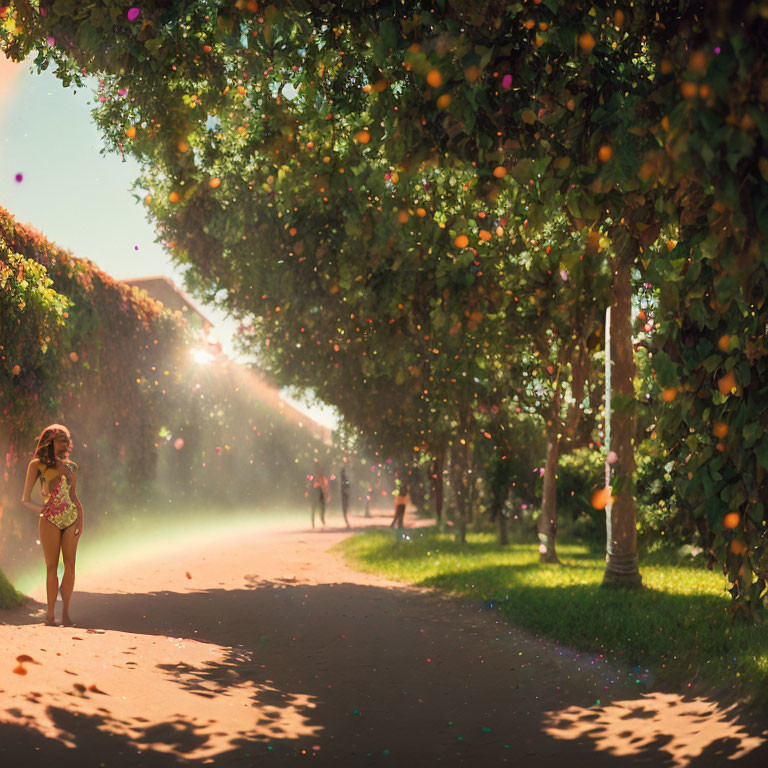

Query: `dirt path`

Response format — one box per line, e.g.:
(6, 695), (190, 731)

(1, 514), (766, 767)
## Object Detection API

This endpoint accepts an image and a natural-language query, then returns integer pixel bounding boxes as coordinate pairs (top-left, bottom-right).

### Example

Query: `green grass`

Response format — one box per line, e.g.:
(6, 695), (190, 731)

(337, 527), (768, 709)
(0, 567), (25, 610)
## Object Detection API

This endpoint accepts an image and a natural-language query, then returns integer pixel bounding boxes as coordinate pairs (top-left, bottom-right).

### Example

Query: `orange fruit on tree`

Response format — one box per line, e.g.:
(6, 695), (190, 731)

(397, 210), (410, 223)
(680, 81), (698, 99)
(168, 191), (179, 203)
(454, 234), (469, 248)
(578, 32), (596, 52)
(661, 387), (677, 402)
(591, 487), (613, 510)
(177, 139), (189, 153)
(464, 65), (480, 82)
(209, 177), (221, 189)
(730, 539), (747, 555)
(478, 229), (492, 241)
(355, 129), (371, 144)
(493, 165), (507, 178)
(125, 125), (137, 139)
(712, 422), (729, 439)
(598, 145), (613, 162)
(144, 194), (152, 205)
(416, 207), (427, 217)
(436, 93), (452, 109)
(717, 369), (737, 396)
(723, 512), (740, 529)
(717, 334), (730, 352)
(426, 69), (443, 88)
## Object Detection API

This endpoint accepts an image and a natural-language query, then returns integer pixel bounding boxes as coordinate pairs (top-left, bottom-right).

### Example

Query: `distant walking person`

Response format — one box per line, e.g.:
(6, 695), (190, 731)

(389, 483), (409, 530)
(21, 424), (84, 627)
(311, 473), (329, 528)
(340, 464), (351, 529)
(364, 485), (372, 518)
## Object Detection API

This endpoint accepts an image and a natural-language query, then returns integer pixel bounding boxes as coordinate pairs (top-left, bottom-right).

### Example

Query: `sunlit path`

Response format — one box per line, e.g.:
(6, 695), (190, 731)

(1, 515), (766, 767)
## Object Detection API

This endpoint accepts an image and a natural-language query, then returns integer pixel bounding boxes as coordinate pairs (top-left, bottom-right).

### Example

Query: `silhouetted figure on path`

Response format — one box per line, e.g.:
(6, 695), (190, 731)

(389, 483), (410, 530)
(311, 474), (329, 528)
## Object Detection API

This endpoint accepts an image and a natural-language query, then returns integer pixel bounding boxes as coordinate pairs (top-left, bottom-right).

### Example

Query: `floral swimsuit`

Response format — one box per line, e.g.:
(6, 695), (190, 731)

(40, 466), (78, 531)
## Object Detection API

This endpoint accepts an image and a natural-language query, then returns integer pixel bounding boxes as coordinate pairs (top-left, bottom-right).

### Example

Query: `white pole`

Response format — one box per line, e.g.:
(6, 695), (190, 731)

(605, 305), (613, 542)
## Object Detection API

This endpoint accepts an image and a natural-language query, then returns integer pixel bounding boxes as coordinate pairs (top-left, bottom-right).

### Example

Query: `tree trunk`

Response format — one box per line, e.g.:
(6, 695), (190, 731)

(497, 510), (509, 546)
(537, 437), (560, 563)
(449, 444), (468, 544)
(431, 450), (444, 522)
(603, 243), (642, 588)
(409, 466), (429, 517)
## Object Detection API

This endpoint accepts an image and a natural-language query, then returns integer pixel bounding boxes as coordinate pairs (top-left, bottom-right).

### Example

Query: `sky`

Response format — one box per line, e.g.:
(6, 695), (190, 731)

(0, 59), (337, 429)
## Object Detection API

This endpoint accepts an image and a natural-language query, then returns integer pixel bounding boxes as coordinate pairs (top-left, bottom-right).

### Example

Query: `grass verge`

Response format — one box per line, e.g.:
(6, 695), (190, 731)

(0, 567), (25, 610)
(337, 527), (768, 709)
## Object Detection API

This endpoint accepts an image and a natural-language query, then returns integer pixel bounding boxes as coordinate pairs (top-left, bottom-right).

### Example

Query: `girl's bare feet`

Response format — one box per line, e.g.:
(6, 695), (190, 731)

(61, 614), (75, 627)
(44, 616), (57, 627)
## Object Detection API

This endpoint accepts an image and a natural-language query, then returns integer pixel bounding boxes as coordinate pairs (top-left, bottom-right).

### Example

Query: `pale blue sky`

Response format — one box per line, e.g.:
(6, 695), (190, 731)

(0, 63), (337, 428)
(0, 65), (236, 330)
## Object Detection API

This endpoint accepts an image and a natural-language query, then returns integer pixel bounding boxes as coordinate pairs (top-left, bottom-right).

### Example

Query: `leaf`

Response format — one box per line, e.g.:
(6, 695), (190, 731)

(743, 422), (762, 448)
(755, 436), (768, 470)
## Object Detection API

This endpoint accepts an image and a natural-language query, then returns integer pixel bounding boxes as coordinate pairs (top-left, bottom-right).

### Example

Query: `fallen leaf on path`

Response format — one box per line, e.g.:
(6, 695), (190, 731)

(12, 665), (27, 675)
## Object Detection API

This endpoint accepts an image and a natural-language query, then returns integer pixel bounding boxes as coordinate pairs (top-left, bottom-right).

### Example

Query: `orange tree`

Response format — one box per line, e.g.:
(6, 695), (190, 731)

(642, 2), (768, 618)
(4, 1), (766, 608)
(0, 0), (648, 571)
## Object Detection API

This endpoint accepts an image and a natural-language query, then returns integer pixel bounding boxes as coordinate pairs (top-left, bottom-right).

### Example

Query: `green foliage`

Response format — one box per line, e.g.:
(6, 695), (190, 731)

(2, 0), (767, 614)
(0, 566), (24, 608)
(0, 208), (338, 571)
(554, 447), (605, 541)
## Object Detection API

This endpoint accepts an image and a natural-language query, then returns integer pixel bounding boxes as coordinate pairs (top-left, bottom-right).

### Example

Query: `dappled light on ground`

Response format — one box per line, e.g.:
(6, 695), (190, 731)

(543, 692), (766, 767)
(0, 628), (320, 761)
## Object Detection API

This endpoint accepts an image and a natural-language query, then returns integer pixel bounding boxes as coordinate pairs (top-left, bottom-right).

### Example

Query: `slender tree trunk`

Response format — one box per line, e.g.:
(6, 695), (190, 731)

(449, 444), (468, 544)
(409, 467), (429, 517)
(431, 451), (444, 522)
(465, 456), (477, 524)
(537, 437), (560, 563)
(603, 243), (642, 588)
(497, 509), (509, 546)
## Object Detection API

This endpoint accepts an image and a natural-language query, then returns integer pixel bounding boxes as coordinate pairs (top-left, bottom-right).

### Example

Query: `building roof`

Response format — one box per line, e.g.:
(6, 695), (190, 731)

(126, 276), (214, 332)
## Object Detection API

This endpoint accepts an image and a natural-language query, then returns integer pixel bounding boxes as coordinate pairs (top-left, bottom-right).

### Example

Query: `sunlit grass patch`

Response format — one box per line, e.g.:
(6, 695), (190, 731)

(0, 567), (25, 609)
(337, 528), (768, 709)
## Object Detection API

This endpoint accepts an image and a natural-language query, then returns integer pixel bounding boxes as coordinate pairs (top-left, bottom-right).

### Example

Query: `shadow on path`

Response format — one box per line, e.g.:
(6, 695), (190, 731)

(2, 576), (767, 766)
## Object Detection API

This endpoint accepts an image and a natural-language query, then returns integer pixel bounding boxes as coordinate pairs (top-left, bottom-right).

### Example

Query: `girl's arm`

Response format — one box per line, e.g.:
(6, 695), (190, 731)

(21, 461), (43, 512)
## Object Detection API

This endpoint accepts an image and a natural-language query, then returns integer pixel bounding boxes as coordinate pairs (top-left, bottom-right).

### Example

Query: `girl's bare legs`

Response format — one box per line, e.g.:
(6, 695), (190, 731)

(60, 525), (79, 626)
(38, 517), (62, 625)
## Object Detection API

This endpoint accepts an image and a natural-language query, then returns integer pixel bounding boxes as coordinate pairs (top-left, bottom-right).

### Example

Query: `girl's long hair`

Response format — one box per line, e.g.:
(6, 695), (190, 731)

(34, 424), (72, 467)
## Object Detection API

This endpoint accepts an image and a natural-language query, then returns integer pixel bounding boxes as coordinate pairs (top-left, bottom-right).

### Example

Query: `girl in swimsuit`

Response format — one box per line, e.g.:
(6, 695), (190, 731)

(21, 424), (84, 627)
